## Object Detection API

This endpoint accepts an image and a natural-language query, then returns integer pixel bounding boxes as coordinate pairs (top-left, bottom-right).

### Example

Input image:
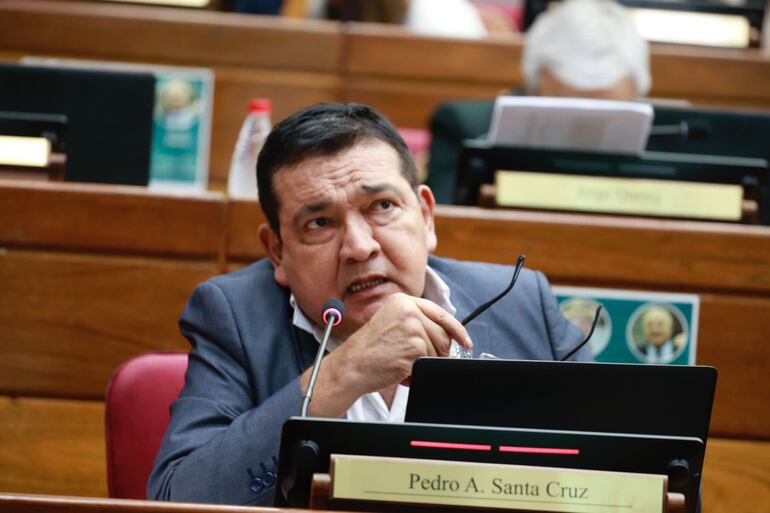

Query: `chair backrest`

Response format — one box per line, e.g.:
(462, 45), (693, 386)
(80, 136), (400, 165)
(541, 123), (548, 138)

(105, 352), (188, 499)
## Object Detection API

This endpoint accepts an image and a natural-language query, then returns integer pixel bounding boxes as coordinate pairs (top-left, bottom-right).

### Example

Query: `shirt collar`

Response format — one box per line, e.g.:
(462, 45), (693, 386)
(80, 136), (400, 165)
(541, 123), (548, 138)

(289, 265), (456, 350)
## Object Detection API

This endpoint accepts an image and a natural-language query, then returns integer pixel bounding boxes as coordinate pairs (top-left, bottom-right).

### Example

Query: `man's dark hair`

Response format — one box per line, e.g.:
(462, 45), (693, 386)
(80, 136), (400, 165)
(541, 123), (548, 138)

(257, 103), (419, 235)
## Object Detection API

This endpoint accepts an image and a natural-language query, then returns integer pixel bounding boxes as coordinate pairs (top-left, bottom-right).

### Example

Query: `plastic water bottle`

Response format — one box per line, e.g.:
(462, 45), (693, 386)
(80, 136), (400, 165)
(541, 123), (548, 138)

(227, 98), (272, 198)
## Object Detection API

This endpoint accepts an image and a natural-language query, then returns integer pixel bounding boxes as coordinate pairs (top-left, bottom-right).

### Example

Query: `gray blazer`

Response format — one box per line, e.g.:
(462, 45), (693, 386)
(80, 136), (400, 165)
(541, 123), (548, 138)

(148, 256), (588, 505)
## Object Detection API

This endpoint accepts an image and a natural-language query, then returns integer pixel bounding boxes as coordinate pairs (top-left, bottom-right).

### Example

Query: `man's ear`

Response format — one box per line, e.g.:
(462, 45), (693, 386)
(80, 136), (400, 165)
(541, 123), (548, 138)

(258, 223), (288, 286)
(417, 185), (437, 253)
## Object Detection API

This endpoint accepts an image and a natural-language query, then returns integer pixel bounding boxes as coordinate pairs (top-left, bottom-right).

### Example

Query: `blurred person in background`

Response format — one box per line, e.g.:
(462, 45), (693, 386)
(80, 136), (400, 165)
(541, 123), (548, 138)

(425, 0), (651, 203)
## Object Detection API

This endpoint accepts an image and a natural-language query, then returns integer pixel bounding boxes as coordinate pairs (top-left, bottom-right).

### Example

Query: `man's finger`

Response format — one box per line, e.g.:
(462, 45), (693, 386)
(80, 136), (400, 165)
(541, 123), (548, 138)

(418, 315), (453, 357)
(414, 298), (474, 349)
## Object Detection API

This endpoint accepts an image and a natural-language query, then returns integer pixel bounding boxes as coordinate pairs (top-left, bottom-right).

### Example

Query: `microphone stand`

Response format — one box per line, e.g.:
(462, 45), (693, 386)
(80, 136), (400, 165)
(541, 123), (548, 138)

(300, 315), (336, 417)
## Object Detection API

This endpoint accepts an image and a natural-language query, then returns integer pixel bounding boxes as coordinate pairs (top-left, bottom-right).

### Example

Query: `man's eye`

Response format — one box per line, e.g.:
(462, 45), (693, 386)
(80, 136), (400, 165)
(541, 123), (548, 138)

(306, 217), (328, 230)
(373, 200), (393, 211)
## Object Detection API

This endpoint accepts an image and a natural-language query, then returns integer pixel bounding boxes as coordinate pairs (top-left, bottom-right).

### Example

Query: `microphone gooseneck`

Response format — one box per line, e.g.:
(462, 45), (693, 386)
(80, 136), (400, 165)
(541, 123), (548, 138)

(300, 298), (346, 417)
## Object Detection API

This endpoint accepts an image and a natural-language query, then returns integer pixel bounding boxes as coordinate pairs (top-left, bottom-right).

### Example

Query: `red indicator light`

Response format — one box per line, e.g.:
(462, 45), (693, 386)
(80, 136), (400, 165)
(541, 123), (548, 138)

(411, 440), (492, 452)
(499, 446), (580, 455)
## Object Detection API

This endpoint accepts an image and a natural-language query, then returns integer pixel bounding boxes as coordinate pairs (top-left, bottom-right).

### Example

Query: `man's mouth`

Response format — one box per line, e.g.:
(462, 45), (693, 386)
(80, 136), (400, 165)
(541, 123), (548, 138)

(348, 277), (387, 294)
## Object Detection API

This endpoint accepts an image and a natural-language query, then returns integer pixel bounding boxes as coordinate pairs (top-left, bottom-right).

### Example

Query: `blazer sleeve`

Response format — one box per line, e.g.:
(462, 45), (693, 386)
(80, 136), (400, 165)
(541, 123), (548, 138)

(147, 281), (303, 506)
(535, 271), (593, 362)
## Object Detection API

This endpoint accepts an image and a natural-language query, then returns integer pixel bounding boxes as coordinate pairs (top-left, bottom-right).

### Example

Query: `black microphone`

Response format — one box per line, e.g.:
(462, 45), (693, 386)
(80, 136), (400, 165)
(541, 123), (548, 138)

(649, 120), (711, 141)
(300, 298), (345, 417)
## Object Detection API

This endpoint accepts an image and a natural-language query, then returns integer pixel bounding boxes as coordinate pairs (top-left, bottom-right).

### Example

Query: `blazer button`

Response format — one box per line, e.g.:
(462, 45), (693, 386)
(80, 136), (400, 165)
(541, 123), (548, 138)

(249, 477), (265, 493)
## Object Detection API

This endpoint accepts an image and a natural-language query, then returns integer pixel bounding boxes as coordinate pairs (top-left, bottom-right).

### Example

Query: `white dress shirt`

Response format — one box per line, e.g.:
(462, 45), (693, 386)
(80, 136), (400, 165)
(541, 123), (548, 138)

(289, 266), (456, 422)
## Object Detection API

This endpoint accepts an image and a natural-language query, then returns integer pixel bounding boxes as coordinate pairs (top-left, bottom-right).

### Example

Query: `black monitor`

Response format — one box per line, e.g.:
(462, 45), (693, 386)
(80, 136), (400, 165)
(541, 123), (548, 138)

(0, 63), (155, 186)
(647, 105), (770, 161)
(406, 358), (717, 443)
(455, 141), (770, 224)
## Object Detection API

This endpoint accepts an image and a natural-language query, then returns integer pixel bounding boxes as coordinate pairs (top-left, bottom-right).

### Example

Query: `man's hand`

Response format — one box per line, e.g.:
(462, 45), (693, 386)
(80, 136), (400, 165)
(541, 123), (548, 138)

(300, 293), (473, 417)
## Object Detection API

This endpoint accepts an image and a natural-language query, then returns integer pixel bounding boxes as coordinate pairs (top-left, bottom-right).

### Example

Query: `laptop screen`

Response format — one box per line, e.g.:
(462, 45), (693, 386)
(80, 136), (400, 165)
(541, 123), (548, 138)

(405, 358), (717, 442)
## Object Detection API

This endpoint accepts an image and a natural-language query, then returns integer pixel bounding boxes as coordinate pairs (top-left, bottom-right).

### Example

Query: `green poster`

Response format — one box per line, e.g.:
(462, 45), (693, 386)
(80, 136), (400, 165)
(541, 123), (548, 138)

(149, 72), (212, 189)
(554, 287), (699, 365)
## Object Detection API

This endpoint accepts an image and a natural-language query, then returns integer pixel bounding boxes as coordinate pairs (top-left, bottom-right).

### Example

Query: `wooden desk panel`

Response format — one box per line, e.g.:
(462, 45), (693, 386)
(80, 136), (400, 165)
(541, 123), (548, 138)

(344, 23), (524, 84)
(433, 207), (770, 294)
(3, 1), (770, 187)
(0, 423), (766, 513)
(696, 294), (770, 438)
(0, 0), (342, 72)
(651, 45), (770, 107)
(0, 250), (214, 399)
(701, 438), (770, 513)
(342, 75), (503, 130)
(0, 181), (225, 259)
(0, 397), (107, 498)
(224, 199), (267, 262)
(0, 493), (282, 513)
(0, 183), (767, 504)
(432, 208), (770, 438)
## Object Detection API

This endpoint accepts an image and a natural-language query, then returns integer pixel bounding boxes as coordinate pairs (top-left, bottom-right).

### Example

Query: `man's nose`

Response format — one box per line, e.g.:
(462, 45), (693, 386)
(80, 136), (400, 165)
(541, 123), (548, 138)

(340, 216), (380, 262)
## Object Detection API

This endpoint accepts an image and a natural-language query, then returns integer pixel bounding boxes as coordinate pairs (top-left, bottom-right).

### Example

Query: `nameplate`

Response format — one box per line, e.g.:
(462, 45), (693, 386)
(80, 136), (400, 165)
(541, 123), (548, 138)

(330, 454), (666, 513)
(495, 170), (743, 221)
(0, 135), (50, 167)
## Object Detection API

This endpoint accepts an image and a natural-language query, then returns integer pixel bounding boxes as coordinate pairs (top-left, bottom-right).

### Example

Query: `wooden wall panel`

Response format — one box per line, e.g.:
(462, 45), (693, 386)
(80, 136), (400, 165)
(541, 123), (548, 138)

(651, 46), (770, 108)
(688, 294), (770, 438)
(344, 23), (524, 84)
(0, 397), (107, 498)
(433, 207), (770, 294)
(342, 76), (503, 129)
(0, 493), (272, 513)
(0, 250), (216, 399)
(0, 181), (224, 258)
(0, 0), (342, 72)
(224, 199), (266, 262)
(701, 438), (770, 512)
(0, 0), (343, 189)
(2, 0), (770, 189)
(432, 208), (770, 438)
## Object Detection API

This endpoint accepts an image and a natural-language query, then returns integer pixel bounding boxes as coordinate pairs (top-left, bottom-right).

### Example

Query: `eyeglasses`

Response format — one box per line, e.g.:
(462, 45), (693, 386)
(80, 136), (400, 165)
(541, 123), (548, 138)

(450, 255), (602, 361)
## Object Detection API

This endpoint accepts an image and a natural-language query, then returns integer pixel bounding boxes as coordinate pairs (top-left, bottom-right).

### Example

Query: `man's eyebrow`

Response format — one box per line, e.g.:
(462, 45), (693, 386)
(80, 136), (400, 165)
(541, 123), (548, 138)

(361, 183), (401, 195)
(292, 201), (331, 226)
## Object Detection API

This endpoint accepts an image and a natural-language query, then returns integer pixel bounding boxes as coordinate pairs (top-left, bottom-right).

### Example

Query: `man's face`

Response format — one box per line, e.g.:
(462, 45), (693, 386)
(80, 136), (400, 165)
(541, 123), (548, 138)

(642, 309), (674, 347)
(261, 138), (437, 339)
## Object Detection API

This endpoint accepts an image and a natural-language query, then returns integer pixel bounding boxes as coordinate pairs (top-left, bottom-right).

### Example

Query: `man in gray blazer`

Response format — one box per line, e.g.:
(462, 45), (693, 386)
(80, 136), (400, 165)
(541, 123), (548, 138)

(148, 103), (590, 506)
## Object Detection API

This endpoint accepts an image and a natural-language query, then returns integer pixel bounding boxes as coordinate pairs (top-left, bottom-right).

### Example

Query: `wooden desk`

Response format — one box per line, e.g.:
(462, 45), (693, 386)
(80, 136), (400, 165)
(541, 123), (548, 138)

(0, 493), (295, 513)
(0, 0), (344, 188)
(0, 181), (768, 510)
(0, 181), (224, 400)
(2, 0), (770, 188)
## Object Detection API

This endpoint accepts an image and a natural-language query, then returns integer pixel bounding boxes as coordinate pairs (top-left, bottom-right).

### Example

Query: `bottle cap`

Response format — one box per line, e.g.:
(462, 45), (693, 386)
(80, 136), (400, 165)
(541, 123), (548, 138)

(248, 98), (272, 113)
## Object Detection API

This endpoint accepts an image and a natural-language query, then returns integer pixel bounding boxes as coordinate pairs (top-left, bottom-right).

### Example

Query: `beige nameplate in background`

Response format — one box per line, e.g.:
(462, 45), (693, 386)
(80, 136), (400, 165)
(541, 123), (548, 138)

(495, 170), (743, 221)
(331, 454), (666, 513)
(0, 135), (51, 167)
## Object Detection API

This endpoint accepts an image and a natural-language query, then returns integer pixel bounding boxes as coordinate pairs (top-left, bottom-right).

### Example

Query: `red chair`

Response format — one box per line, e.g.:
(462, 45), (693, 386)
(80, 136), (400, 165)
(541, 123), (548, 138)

(105, 352), (188, 499)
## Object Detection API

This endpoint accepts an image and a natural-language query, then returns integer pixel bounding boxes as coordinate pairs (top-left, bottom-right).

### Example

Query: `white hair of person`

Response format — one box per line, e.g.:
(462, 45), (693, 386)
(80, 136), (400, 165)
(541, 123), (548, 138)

(522, 0), (651, 96)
